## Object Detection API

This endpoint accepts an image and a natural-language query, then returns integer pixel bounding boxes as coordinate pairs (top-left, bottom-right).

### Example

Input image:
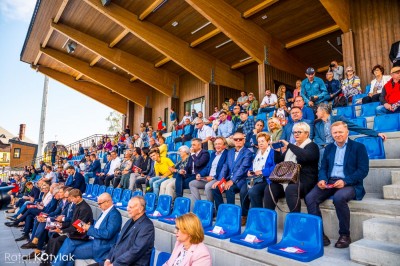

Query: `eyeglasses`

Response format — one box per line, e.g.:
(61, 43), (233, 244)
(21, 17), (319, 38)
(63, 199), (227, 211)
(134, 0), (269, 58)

(292, 131), (304, 135)
(233, 138), (244, 141)
(98, 200), (108, 205)
(195, 123), (202, 125)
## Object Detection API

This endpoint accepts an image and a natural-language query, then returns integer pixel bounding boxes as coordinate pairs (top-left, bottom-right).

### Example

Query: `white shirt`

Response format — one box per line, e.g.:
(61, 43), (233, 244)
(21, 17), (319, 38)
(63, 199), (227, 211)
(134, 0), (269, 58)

(260, 94), (278, 106)
(209, 151), (223, 177)
(134, 138), (144, 148)
(252, 148), (271, 172)
(94, 205), (113, 229)
(107, 157), (121, 175)
(197, 125), (215, 141)
(234, 147), (244, 161)
(44, 171), (57, 184)
(179, 115), (192, 125)
(42, 192), (53, 207)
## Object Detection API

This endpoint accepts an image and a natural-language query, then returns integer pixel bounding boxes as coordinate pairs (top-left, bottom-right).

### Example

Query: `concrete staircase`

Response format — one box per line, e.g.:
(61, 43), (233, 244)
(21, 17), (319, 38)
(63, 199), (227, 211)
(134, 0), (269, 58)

(383, 171), (400, 199)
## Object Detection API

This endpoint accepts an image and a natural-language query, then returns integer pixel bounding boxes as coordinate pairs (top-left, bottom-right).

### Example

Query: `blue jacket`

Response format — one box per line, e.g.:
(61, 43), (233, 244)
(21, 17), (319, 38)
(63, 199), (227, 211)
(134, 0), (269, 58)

(43, 198), (58, 214)
(288, 106), (315, 123)
(88, 159), (101, 175)
(280, 118), (314, 142)
(319, 139), (369, 200)
(314, 115), (379, 147)
(71, 172), (86, 193)
(301, 77), (328, 104)
(48, 200), (69, 218)
(198, 149), (228, 180)
(87, 206), (122, 262)
(191, 149), (210, 175)
(220, 147), (253, 188)
(63, 202), (75, 223)
(249, 149), (275, 178)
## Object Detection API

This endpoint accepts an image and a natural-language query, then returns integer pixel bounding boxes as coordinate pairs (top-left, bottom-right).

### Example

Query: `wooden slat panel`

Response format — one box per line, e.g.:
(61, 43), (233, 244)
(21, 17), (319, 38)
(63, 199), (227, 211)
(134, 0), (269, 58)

(151, 90), (169, 127)
(264, 65), (300, 96)
(179, 73), (205, 118)
(133, 104), (145, 134)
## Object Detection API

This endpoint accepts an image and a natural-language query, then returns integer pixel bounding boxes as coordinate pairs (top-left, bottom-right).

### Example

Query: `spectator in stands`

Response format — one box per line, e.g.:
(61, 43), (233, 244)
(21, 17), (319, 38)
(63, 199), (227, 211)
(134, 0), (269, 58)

(231, 105), (241, 126)
(103, 138), (112, 152)
(174, 118), (194, 144)
(133, 133), (144, 149)
(212, 131), (252, 225)
(189, 137), (228, 204)
(301, 67), (328, 108)
(165, 213), (211, 266)
(41, 165), (57, 184)
(169, 108), (178, 132)
(62, 158), (70, 170)
(96, 153), (111, 185)
(246, 120), (265, 153)
(306, 121), (369, 248)
(292, 80), (302, 100)
(276, 85), (293, 107)
(328, 60), (344, 80)
(54, 193), (122, 266)
(389, 40), (400, 67)
(120, 147), (141, 189)
(56, 166), (66, 183)
(158, 136), (168, 158)
(237, 91), (249, 107)
(67, 150), (73, 160)
(265, 122), (319, 213)
(128, 147), (148, 190)
(139, 126), (148, 147)
(341, 66), (361, 100)
(83, 153), (101, 183)
(233, 110), (255, 140)
(281, 107), (314, 143)
(51, 143), (57, 166)
(290, 96), (315, 122)
(259, 89), (278, 114)
(101, 150), (121, 187)
(228, 98), (236, 112)
(208, 106), (221, 122)
(217, 111), (234, 142)
(179, 111), (192, 127)
(376, 66), (400, 115)
(242, 132), (275, 216)
(65, 165), (86, 193)
(6, 181), (40, 218)
(102, 196), (154, 266)
(148, 137), (158, 149)
(134, 148), (155, 192)
(113, 150), (133, 188)
(191, 109), (198, 121)
(246, 92), (259, 116)
(157, 117), (166, 134)
(274, 98), (290, 126)
(78, 144), (84, 156)
(268, 117), (283, 142)
(194, 118), (215, 150)
(325, 71), (342, 102)
(192, 111), (209, 125)
(148, 148), (174, 196)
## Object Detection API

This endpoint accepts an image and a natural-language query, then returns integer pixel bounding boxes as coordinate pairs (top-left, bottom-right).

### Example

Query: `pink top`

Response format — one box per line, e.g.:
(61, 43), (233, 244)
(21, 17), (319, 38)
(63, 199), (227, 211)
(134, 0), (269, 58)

(293, 88), (300, 98)
(164, 241), (211, 266)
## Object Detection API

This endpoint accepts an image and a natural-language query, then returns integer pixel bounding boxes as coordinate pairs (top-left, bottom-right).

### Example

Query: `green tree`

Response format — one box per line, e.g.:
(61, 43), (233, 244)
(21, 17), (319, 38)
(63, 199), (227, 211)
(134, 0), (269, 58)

(105, 111), (123, 134)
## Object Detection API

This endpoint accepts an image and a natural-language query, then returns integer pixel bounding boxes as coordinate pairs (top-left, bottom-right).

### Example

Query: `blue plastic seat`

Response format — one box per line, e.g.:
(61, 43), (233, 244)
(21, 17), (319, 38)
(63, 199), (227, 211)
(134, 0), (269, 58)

(334, 106), (355, 119)
(82, 184), (93, 197)
(348, 117), (367, 135)
(132, 190), (143, 197)
(167, 142), (175, 152)
(365, 84), (371, 94)
(268, 213), (324, 262)
(355, 136), (386, 159)
(116, 189), (132, 210)
(174, 142), (182, 151)
(230, 208), (277, 249)
(105, 186), (114, 197)
(149, 248), (155, 266)
(156, 252), (171, 266)
(168, 153), (177, 164)
(171, 131), (177, 139)
(159, 197), (191, 224)
(112, 188), (123, 203)
(193, 200), (213, 228)
(144, 192), (156, 213)
(352, 93), (367, 105)
(83, 184), (99, 199)
(177, 129), (184, 136)
(147, 195), (172, 219)
(204, 204), (241, 239)
(183, 141), (191, 147)
(87, 185), (105, 201)
(256, 112), (267, 121)
(360, 102), (380, 117)
(373, 113), (400, 132)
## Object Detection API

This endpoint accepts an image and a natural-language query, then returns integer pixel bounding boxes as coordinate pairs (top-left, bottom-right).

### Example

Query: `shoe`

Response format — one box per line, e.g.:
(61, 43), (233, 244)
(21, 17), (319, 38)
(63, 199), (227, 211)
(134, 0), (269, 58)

(22, 251), (41, 260)
(5, 209), (16, 213)
(241, 216), (247, 226)
(335, 235), (351, 248)
(21, 242), (37, 249)
(17, 223), (25, 227)
(15, 235), (29, 241)
(323, 233), (331, 246)
(6, 216), (16, 221)
(4, 222), (17, 227)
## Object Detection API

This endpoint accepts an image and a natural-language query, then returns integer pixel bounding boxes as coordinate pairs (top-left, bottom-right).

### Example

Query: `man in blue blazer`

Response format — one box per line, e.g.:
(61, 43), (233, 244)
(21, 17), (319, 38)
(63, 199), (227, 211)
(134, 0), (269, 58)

(212, 132), (252, 224)
(84, 154), (102, 183)
(101, 196), (155, 266)
(281, 107), (314, 142)
(190, 138), (210, 175)
(53, 193), (122, 266)
(189, 136), (228, 203)
(66, 165), (86, 193)
(305, 121), (369, 249)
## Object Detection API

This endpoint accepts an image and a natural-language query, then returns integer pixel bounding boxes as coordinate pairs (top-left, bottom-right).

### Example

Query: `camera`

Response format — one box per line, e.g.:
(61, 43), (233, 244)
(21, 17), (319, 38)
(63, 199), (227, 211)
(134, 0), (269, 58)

(330, 63), (335, 68)
(272, 142), (284, 149)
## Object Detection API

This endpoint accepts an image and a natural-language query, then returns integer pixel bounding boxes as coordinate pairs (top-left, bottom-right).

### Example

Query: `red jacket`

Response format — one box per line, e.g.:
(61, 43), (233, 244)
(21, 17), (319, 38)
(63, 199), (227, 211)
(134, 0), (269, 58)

(380, 79), (400, 104)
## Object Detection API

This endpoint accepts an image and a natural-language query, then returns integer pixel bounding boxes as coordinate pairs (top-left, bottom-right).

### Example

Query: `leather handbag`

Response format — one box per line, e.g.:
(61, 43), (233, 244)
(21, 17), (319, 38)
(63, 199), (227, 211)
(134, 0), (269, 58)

(246, 175), (264, 189)
(269, 161), (301, 184)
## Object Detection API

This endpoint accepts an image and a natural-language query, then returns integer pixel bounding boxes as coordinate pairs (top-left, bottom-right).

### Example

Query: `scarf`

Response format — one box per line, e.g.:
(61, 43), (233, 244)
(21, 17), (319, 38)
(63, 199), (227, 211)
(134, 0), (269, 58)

(284, 138), (312, 163)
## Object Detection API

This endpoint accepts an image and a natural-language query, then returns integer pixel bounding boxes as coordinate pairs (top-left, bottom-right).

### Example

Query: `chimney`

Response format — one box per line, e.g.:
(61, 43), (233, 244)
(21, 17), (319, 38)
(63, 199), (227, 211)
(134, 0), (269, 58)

(19, 124), (26, 141)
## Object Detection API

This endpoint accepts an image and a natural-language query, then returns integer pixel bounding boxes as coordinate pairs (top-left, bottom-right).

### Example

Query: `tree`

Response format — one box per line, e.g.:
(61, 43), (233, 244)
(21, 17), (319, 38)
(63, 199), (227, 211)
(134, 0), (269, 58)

(105, 111), (123, 134)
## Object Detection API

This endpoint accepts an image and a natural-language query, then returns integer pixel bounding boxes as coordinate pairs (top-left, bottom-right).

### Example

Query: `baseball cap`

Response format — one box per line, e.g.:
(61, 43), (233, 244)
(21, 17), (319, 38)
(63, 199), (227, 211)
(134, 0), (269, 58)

(305, 67), (315, 75)
(239, 110), (247, 114)
(391, 66), (400, 74)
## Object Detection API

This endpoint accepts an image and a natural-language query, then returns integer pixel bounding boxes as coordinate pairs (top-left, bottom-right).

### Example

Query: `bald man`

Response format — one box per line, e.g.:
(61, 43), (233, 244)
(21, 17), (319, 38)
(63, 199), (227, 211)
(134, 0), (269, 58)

(53, 193), (122, 266)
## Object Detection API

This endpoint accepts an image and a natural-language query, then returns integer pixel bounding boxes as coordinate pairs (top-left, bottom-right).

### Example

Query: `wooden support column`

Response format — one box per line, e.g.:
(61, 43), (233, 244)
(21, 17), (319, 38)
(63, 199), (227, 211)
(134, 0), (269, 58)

(342, 31), (356, 70)
(126, 100), (135, 135)
(258, 63), (266, 98)
(144, 107), (153, 126)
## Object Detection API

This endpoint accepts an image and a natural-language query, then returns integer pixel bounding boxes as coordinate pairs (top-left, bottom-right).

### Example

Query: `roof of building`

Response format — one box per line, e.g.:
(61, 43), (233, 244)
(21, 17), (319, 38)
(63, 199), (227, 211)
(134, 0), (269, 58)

(0, 126), (35, 145)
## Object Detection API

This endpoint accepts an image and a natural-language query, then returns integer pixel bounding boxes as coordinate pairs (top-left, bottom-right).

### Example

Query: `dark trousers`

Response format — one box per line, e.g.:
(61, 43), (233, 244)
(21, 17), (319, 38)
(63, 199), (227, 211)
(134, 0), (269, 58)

(175, 174), (195, 198)
(361, 93), (380, 104)
(23, 213), (36, 236)
(263, 183), (306, 213)
(135, 177), (147, 192)
(212, 183), (246, 215)
(241, 181), (267, 216)
(40, 234), (67, 265)
(174, 135), (192, 144)
(104, 175), (114, 187)
(112, 175), (121, 188)
(305, 185), (355, 236)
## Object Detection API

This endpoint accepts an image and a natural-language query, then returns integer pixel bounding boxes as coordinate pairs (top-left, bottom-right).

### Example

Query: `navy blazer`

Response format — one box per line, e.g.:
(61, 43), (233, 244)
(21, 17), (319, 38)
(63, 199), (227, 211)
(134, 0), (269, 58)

(87, 206), (122, 262)
(88, 159), (101, 175)
(280, 118), (314, 141)
(48, 199), (69, 217)
(319, 139), (369, 200)
(107, 214), (155, 266)
(220, 147), (253, 188)
(71, 172), (86, 193)
(43, 198), (58, 214)
(198, 149), (228, 180)
(191, 149), (210, 175)
(249, 149), (275, 178)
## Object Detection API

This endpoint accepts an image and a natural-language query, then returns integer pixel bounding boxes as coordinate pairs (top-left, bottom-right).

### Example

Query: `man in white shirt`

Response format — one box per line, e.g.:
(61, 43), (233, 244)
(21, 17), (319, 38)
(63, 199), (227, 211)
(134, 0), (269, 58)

(178, 111), (192, 126)
(103, 151), (121, 187)
(41, 165), (57, 185)
(195, 118), (215, 150)
(133, 133), (144, 148)
(259, 89), (278, 114)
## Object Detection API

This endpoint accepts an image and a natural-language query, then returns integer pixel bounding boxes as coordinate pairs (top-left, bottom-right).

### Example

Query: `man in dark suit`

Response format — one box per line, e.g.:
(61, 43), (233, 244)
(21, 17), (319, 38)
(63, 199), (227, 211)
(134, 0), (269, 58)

(97, 196), (155, 266)
(305, 121), (369, 248)
(389, 40), (400, 67)
(281, 106), (314, 142)
(84, 153), (102, 183)
(189, 136), (228, 203)
(212, 131), (253, 225)
(66, 165), (86, 193)
(53, 193), (122, 266)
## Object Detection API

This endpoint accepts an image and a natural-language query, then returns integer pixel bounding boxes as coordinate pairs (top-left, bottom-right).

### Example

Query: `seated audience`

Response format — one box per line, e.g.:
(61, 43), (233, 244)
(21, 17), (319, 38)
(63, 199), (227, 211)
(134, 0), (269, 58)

(83, 153), (101, 183)
(290, 96), (315, 123)
(7, 181), (40, 216)
(274, 98), (290, 126)
(179, 111), (192, 127)
(130, 147), (152, 191)
(328, 60), (344, 80)
(246, 119), (265, 153)
(237, 91), (249, 108)
(194, 118), (215, 151)
(325, 71), (341, 102)
(264, 122), (319, 213)
(376, 66), (400, 115)
(217, 111), (234, 143)
(306, 121), (369, 248)
(133, 133), (144, 148)
(276, 85), (293, 106)
(246, 92), (259, 116)
(281, 107), (314, 143)
(301, 67), (328, 108)
(292, 80), (302, 101)
(99, 151), (121, 187)
(65, 166), (86, 193)
(259, 89), (278, 114)
(148, 137), (159, 149)
(96, 153), (111, 185)
(231, 105), (241, 126)
(341, 66), (361, 99)
(389, 40), (400, 67)
(208, 106), (220, 122)
(158, 136), (168, 158)
(157, 117), (167, 134)
(233, 110), (255, 140)
(113, 150), (133, 188)
(191, 109), (198, 121)
(148, 148), (174, 196)
(359, 65), (391, 104)
(41, 165), (57, 184)
(174, 118), (194, 143)
(228, 98), (236, 112)
(164, 213), (211, 266)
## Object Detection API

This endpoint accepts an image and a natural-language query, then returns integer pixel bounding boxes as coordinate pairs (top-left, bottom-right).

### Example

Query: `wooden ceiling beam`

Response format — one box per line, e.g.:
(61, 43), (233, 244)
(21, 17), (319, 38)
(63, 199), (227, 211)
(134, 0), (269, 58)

(190, 28), (221, 47)
(40, 47), (150, 107)
(285, 25), (340, 49)
(185, 0), (305, 77)
(231, 58), (256, 69)
(155, 57), (171, 68)
(319, 0), (350, 32)
(84, 0), (244, 89)
(51, 22), (176, 96)
(35, 66), (126, 113)
(242, 0), (279, 18)
(90, 55), (102, 66)
(75, 73), (83, 80)
(109, 29), (129, 48)
(139, 0), (164, 21)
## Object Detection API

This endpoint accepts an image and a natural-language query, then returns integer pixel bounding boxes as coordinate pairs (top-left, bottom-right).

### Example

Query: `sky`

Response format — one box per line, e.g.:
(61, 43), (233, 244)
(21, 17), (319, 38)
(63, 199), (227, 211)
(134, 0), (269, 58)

(0, 0), (115, 149)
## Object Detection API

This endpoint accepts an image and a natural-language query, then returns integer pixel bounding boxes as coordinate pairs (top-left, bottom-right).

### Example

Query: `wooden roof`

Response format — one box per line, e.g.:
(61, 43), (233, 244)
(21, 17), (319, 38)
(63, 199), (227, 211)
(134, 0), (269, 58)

(21, 0), (344, 109)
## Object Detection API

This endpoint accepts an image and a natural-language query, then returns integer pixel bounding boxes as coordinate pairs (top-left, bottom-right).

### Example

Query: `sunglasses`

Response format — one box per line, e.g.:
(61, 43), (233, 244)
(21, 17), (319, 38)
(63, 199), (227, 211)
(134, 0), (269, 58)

(292, 131), (304, 135)
(195, 123), (202, 125)
(233, 138), (244, 141)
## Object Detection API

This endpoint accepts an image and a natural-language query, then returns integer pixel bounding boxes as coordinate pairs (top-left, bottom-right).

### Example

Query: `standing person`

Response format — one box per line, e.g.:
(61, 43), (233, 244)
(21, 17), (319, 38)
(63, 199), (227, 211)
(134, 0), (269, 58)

(328, 60), (344, 81)
(376, 66), (400, 115)
(301, 67), (328, 108)
(359, 65), (391, 104)
(51, 143), (57, 166)
(164, 213), (211, 266)
(305, 121), (369, 248)
(169, 108), (178, 132)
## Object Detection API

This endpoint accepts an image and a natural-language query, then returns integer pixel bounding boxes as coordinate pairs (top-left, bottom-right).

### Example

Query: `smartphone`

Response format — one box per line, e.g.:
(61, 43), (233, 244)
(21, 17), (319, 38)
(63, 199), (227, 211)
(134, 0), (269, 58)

(272, 142), (284, 149)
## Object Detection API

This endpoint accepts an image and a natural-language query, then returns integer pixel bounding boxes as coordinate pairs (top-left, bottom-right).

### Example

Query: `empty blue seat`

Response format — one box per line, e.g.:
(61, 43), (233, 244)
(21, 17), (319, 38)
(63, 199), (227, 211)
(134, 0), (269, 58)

(147, 195), (172, 219)
(168, 153), (177, 164)
(355, 136), (386, 159)
(193, 200), (213, 228)
(256, 112), (267, 121)
(167, 142), (175, 152)
(360, 102), (380, 117)
(82, 184), (93, 197)
(171, 131), (177, 139)
(83, 184), (99, 199)
(373, 113), (400, 132)
(144, 192), (156, 213)
(334, 106), (355, 119)
(177, 129), (184, 136)
(174, 142), (182, 151)
(268, 213), (324, 262)
(132, 190), (143, 197)
(159, 197), (191, 224)
(112, 188), (123, 203)
(352, 93), (367, 105)
(156, 252), (171, 266)
(348, 117), (367, 135)
(116, 189), (132, 210)
(230, 208), (277, 249)
(183, 141), (191, 147)
(105, 186), (114, 197)
(87, 185), (105, 201)
(204, 204), (241, 239)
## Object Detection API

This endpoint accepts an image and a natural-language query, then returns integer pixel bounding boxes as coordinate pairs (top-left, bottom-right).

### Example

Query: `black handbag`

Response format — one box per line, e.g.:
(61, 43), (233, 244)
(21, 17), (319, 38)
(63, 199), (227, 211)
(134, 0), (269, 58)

(246, 175), (264, 189)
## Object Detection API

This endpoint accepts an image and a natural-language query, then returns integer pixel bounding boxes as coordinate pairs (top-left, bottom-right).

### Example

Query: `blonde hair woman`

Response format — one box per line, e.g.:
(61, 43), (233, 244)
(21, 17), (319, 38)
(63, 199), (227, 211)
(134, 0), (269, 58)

(267, 117), (283, 142)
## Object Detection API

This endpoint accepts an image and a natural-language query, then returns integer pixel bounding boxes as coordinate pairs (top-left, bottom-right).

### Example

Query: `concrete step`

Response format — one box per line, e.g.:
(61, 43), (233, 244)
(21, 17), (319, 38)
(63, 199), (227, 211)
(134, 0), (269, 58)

(363, 218), (400, 245)
(383, 184), (400, 199)
(392, 171), (400, 184)
(350, 239), (400, 266)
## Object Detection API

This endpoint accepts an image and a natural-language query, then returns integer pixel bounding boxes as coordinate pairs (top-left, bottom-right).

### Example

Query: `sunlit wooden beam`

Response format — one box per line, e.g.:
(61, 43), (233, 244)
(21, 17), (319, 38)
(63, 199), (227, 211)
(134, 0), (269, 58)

(109, 29), (129, 48)
(285, 25), (340, 49)
(242, 0), (278, 18)
(154, 57), (171, 68)
(139, 0), (164, 20)
(130, 76), (138, 82)
(190, 28), (221, 47)
(231, 58), (256, 69)
(90, 55), (102, 66)
(75, 73), (83, 80)
(319, 0), (350, 32)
